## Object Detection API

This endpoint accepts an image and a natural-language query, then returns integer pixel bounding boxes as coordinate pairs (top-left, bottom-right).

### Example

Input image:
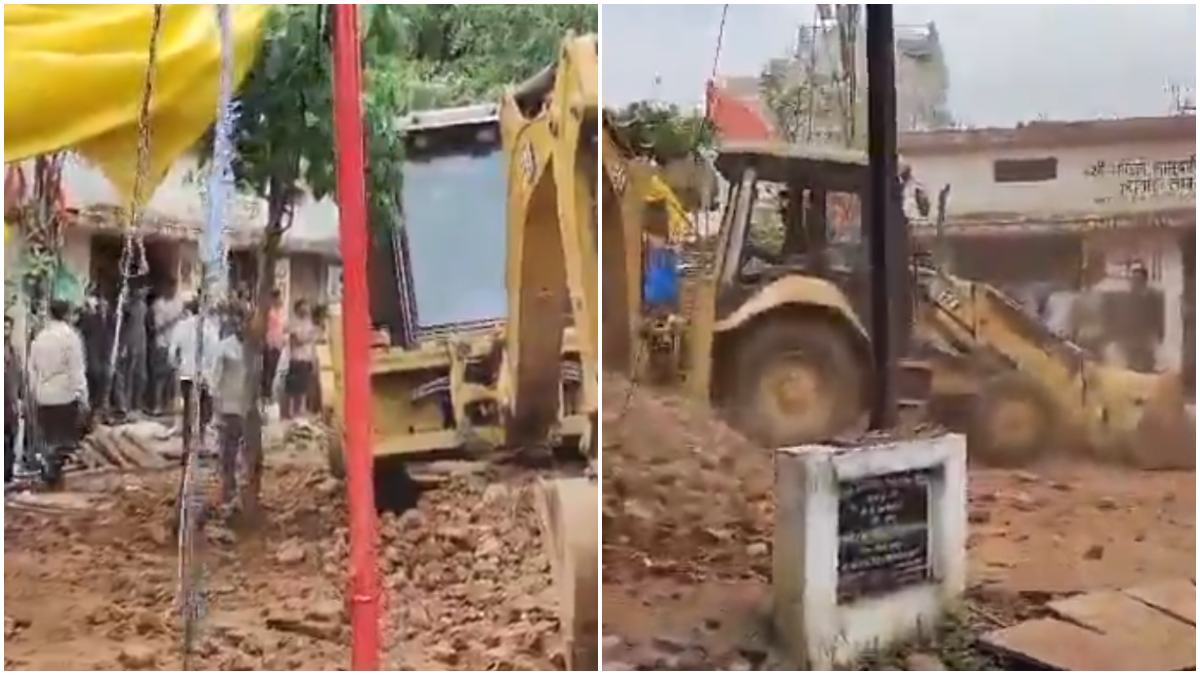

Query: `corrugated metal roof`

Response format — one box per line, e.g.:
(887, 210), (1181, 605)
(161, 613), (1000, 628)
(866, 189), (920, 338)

(706, 80), (774, 142)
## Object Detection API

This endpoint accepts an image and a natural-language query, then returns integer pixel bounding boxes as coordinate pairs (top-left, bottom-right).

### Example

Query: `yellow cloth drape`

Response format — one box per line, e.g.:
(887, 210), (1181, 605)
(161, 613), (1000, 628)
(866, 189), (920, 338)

(645, 174), (694, 243)
(4, 4), (269, 201)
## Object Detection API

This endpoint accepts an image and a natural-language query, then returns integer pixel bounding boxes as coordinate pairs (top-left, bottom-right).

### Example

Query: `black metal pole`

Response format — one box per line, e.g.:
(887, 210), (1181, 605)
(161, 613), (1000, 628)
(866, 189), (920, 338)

(866, 4), (899, 429)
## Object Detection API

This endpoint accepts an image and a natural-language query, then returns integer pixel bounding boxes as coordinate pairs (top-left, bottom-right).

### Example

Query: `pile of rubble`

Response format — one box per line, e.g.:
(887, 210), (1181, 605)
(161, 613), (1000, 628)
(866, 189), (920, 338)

(601, 374), (773, 582)
(76, 422), (177, 471)
(5, 431), (565, 671)
(313, 472), (563, 670)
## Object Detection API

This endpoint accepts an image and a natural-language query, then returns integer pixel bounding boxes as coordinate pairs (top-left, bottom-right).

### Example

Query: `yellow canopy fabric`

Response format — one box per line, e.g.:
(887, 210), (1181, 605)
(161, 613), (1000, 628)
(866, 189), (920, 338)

(4, 4), (269, 202)
(645, 174), (694, 243)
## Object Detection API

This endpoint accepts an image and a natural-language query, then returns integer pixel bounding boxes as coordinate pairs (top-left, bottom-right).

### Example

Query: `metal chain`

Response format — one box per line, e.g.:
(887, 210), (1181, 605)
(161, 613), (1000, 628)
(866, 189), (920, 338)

(614, 337), (648, 422)
(102, 4), (163, 413)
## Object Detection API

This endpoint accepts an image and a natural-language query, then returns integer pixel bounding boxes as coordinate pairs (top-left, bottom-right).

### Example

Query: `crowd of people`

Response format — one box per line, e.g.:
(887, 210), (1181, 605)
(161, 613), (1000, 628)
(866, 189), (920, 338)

(3, 280), (326, 501)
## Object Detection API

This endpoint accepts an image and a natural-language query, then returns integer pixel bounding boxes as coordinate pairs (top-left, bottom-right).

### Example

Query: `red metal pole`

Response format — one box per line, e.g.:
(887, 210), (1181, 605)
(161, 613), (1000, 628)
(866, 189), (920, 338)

(331, 5), (381, 670)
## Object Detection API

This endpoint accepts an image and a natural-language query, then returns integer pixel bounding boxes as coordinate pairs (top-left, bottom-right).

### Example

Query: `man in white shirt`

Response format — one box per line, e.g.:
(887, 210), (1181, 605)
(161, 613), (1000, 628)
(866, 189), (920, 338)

(170, 300), (220, 454)
(213, 312), (247, 505)
(150, 281), (184, 415)
(27, 299), (88, 457)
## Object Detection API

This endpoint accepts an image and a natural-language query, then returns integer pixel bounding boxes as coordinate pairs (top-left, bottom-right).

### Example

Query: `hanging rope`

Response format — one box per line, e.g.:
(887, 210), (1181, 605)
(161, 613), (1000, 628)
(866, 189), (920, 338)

(101, 4), (163, 415)
(178, 5), (237, 669)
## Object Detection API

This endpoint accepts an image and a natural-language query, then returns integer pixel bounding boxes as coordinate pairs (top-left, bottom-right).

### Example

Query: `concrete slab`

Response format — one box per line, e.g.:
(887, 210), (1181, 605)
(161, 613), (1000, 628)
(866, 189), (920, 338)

(1123, 578), (1196, 625)
(1047, 590), (1195, 670)
(980, 618), (1171, 671)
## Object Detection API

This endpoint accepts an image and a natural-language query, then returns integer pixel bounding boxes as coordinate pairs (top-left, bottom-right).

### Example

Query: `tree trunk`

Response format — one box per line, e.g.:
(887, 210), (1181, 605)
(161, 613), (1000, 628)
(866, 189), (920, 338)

(240, 175), (288, 521)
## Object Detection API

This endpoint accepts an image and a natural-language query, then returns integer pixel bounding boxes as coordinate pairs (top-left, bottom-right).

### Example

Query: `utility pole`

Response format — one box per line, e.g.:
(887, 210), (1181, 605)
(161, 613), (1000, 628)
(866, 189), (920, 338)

(331, 5), (381, 670)
(865, 4), (901, 430)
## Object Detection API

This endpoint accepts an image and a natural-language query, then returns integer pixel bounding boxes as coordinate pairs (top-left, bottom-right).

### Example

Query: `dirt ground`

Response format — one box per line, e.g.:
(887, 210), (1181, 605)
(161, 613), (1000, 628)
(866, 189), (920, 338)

(600, 375), (1196, 670)
(4, 433), (566, 671)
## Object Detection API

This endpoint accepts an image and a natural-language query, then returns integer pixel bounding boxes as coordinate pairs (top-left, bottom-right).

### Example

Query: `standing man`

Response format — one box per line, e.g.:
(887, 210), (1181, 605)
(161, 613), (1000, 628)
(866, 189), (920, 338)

(284, 299), (318, 419)
(171, 300), (220, 453)
(117, 287), (150, 414)
(27, 300), (88, 469)
(150, 281), (184, 415)
(1115, 262), (1165, 373)
(263, 289), (286, 403)
(308, 304), (328, 414)
(5, 315), (23, 483)
(213, 310), (247, 505)
(77, 295), (111, 413)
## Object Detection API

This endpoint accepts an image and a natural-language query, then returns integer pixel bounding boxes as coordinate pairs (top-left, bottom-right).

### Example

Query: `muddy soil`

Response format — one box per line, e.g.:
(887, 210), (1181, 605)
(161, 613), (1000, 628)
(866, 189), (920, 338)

(5, 435), (564, 671)
(601, 375), (1195, 669)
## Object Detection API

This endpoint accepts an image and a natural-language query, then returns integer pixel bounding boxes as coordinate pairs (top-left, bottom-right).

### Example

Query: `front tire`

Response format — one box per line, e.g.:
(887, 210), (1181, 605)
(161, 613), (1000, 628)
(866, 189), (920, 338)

(728, 315), (866, 447)
(969, 373), (1056, 466)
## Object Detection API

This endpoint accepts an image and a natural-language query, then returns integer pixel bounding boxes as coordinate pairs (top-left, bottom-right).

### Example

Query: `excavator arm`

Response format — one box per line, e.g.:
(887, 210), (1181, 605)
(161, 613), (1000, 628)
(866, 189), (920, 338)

(498, 34), (599, 671)
(499, 34), (599, 451)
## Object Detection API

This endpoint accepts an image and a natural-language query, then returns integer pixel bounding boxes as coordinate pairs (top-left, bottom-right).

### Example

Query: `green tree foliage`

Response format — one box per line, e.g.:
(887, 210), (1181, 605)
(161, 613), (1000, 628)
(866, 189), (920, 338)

(219, 4), (597, 233)
(364, 5), (597, 108)
(608, 101), (715, 164)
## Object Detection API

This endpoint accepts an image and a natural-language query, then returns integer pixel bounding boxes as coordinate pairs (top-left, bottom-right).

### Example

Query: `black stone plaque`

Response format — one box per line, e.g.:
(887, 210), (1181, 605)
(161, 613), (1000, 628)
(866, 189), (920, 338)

(836, 468), (932, 603)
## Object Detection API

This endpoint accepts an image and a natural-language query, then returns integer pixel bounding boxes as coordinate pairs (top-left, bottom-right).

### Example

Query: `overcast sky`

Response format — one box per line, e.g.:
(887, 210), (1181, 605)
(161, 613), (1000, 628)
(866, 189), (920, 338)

(602, 4), (1197, 127)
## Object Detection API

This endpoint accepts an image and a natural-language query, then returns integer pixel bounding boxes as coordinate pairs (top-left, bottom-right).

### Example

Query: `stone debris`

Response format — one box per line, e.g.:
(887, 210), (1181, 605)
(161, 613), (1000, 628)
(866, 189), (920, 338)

(77, 423), (176, 472)
(905, 652), (947, 670)
(117, 643), (158, 670)
(274, 539), (307, 565)
(1010, 491), (1038, 511)
(5, 435), (561, 671)
(4, 615), (29, 640)
(265, 611), (339, 642)
(602, 374), (771, 582)
(1013, 471), (1040, 484)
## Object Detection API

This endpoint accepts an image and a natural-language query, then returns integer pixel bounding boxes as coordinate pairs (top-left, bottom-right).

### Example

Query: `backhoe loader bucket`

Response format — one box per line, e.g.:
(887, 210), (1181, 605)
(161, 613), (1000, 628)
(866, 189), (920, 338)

(1129, 374), (1195, 470)
(533, 477), (598, 670)
(1085, 366), (1194, 469)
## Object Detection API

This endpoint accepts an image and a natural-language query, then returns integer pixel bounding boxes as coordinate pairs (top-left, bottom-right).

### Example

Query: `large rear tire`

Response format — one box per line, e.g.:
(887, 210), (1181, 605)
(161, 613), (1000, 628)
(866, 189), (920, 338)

(728, 315), (866, 447)
(969, 373), (1056, 466)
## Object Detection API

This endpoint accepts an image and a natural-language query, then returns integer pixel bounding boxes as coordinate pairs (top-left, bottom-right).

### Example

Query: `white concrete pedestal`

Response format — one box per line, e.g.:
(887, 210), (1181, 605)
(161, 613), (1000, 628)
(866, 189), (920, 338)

(773, 433), (967, 669)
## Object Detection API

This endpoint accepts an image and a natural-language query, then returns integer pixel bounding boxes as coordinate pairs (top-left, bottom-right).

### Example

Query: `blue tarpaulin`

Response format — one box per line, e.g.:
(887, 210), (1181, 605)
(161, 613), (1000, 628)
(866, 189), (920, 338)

(643, 244), (680, 311)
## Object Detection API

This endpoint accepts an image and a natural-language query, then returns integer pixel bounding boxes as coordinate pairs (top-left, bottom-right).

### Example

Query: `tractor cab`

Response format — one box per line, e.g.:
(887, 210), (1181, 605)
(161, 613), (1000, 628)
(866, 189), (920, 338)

(710, 142), (883, 328)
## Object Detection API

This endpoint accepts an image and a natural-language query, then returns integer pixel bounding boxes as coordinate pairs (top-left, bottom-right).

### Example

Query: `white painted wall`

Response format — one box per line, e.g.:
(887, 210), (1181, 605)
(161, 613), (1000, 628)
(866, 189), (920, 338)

(905, 132), (1194, 373)
(907, 138), (1195, 220)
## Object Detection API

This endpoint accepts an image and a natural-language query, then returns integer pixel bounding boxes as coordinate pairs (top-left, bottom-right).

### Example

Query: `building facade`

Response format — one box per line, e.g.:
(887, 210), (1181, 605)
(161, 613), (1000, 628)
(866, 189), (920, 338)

(12, 155), (342, 320)
(901, 115), (1195, 374)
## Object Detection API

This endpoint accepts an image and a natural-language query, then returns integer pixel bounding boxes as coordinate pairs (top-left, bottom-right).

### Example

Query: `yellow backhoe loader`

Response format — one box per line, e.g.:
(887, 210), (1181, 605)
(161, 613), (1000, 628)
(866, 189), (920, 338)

(604, 138), (1192, 468)
(320, 34), (598, 668)
(916, 266), (1193, 468)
